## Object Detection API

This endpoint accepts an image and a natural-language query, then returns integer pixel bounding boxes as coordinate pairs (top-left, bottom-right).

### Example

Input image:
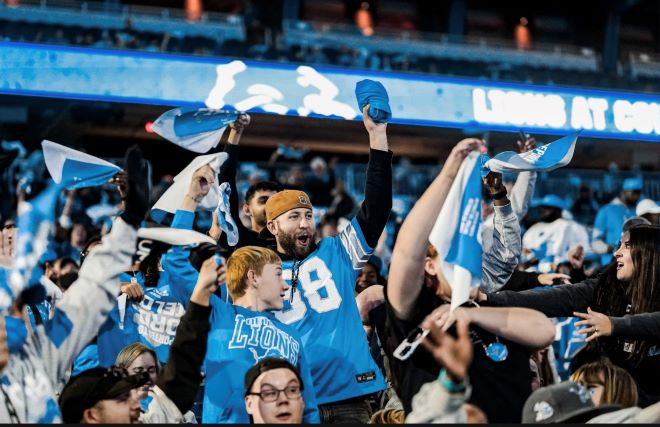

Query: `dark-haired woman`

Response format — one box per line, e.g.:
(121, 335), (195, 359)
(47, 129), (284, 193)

(480, 225), (660, 406)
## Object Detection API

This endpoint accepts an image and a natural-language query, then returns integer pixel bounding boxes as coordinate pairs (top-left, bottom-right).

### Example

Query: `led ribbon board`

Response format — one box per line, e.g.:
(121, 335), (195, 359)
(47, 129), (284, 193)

(1, 42), (659, 141)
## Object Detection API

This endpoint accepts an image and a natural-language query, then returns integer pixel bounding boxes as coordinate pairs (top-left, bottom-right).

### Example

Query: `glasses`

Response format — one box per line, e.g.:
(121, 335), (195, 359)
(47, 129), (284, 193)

(248, 385), (302, 402)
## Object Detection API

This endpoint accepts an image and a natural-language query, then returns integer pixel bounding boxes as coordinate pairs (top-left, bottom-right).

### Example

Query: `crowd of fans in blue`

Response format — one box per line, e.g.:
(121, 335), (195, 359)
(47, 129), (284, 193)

(0, 105), (659, 424)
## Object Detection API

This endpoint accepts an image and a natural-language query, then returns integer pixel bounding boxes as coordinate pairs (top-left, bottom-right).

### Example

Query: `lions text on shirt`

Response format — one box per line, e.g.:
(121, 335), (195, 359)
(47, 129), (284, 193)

(273, 217), (387, 404)
(202, 297), (320, 423)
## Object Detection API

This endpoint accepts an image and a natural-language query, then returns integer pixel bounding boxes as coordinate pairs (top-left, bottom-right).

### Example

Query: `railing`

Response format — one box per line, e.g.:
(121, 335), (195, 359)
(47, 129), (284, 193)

(629, 51), (660, 79)
(0, 0), (245, 41)
(282, 19), (600, 72)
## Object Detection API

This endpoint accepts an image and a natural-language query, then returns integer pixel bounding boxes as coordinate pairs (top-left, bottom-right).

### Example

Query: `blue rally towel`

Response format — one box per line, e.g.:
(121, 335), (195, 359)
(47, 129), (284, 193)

(42, 140), (121, 190)
(428, 151), (483, 310)
(481, 133), (579, 178)
(4, 180), (62, 311)
(355, 79), (391, 123)
(152, 107), (239, 153)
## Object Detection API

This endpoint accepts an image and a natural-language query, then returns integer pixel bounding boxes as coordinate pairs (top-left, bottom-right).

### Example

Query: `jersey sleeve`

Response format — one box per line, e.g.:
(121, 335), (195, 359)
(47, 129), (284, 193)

(161, 210), (199, 303)
(337, 217), (374, 271)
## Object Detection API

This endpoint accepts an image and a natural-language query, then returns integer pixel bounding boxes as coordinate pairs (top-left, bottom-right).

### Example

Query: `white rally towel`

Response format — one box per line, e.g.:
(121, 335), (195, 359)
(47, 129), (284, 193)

(42, 140), (121, 189)
(151, 107), (239, 153)
(481, 132), (579, 175)
(428, 151), (483, 311)
(150, 152), (228, 223)
(137, 227), (217, 247)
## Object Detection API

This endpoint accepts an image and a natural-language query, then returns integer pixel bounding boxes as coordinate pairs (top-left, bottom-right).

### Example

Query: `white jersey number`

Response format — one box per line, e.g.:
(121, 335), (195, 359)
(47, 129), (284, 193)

(275, 256), (343, 324)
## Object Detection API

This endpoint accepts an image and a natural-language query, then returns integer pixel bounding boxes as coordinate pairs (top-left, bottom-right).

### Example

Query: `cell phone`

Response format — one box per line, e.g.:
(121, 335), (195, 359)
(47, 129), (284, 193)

(393, 326), (430, 361)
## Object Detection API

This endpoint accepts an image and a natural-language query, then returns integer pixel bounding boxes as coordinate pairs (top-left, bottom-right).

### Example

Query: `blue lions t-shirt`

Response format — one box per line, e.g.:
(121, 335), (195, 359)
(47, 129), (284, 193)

(273, 218), (387, 404)
(202, 297), (320, 423)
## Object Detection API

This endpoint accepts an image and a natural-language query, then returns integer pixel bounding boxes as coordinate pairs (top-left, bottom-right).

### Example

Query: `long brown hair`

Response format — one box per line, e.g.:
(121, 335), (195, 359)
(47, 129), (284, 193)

(592, 225), (660, 363)
(571, 361), (638, 407)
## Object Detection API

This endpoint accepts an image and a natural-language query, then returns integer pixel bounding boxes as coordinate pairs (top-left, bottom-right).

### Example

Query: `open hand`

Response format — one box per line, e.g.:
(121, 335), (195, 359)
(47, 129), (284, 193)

(574, 307), (612, 342)
(420, 317), (473, 383)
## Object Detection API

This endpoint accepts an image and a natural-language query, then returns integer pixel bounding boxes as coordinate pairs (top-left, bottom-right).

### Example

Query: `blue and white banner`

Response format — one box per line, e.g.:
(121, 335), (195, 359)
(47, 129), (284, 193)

(481, 133), (579, 175)
(150, 152), (228, 223)
(151, 107), (239, 153)
(428, 151), (483, 310)
(42, 140), (121, 189)
(3, 181), (62, 311)
(1, 43), (658, 142)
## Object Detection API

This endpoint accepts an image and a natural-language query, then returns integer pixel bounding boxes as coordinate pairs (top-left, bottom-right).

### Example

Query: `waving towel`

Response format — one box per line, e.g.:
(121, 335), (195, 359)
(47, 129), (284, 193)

(42, 140), (121, 189)
(428, 151), (483, 311)
(481, 133), (579, 177)
(150, 152), (228, 223)
(152, 107), (239, 153)
(216, 182), (239, 246)
(355, 79), (392, 123)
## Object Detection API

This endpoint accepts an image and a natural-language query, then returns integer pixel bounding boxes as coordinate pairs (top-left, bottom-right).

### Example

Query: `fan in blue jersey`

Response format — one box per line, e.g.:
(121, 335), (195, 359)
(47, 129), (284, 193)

(258, 105), (393, 423)
(202, 246), (320, 424)
(97, 164), (218, 366)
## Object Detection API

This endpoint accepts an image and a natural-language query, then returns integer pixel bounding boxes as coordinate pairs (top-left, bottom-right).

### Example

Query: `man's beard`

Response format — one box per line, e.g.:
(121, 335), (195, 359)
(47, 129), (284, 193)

(279, 231), (317, 259)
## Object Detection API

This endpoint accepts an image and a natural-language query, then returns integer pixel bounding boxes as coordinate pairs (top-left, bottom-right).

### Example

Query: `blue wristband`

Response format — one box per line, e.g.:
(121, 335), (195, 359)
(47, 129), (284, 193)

(438, 368), (466, 393)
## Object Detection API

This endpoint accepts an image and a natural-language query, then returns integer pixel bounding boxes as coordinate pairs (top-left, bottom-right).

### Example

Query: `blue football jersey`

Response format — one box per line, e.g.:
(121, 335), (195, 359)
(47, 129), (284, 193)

(97, 268), (192, 365)
(96, 210), (202, 366)
(273, 217), (386, 404)
(202, 296), (320, 424)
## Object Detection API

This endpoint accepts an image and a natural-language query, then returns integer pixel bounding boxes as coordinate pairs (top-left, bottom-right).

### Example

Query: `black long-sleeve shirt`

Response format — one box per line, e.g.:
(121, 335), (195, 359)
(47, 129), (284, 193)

(487, 276), (660, 407)
(216, 144), (271, 255)
(354, 148), (393, 249)
(156, 301), (212, 414)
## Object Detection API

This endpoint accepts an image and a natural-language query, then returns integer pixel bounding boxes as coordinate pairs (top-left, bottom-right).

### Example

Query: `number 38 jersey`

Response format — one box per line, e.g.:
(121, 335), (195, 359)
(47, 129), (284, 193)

(274, 217), (386, 404)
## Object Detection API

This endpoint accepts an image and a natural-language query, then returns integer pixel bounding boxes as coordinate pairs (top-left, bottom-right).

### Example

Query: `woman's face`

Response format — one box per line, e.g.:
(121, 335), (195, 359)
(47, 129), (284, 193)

(126, 352), (158, 400)
(614, 232), (634, 282)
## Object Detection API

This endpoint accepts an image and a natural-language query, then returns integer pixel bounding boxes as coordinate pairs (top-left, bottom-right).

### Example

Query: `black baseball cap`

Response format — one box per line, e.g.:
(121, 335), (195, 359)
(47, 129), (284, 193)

(522, 381), (621, 423)
(58, 366), (149, 423)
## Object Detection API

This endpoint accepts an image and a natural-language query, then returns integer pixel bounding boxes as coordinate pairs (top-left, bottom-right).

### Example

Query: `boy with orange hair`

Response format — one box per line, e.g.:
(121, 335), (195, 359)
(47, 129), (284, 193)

(201, 246), (319, 424)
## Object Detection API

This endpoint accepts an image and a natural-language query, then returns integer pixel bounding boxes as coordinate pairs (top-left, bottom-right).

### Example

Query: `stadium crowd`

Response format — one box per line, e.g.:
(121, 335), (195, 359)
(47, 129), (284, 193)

(0, 98), (660, 425)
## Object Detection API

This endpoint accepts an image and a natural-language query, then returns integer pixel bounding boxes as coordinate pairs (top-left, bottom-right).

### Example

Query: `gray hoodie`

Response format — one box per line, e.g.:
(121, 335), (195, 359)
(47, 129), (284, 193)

(0, 218), (136, 423)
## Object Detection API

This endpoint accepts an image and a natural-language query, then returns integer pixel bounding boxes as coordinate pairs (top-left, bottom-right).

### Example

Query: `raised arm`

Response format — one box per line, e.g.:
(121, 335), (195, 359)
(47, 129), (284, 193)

(481, 172), (522, 292)
(160, 164), (215, 302)
(216, 114), (252, 242)
(509, 136), (538, 219)
(354, 105), (393, 248)
(386, 138), (483, 320)
(154, 255), (226, 415)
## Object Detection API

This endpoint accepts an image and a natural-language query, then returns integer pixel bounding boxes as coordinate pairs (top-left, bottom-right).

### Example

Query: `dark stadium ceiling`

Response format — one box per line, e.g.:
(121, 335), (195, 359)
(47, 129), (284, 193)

(1, 95), (659, 177)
